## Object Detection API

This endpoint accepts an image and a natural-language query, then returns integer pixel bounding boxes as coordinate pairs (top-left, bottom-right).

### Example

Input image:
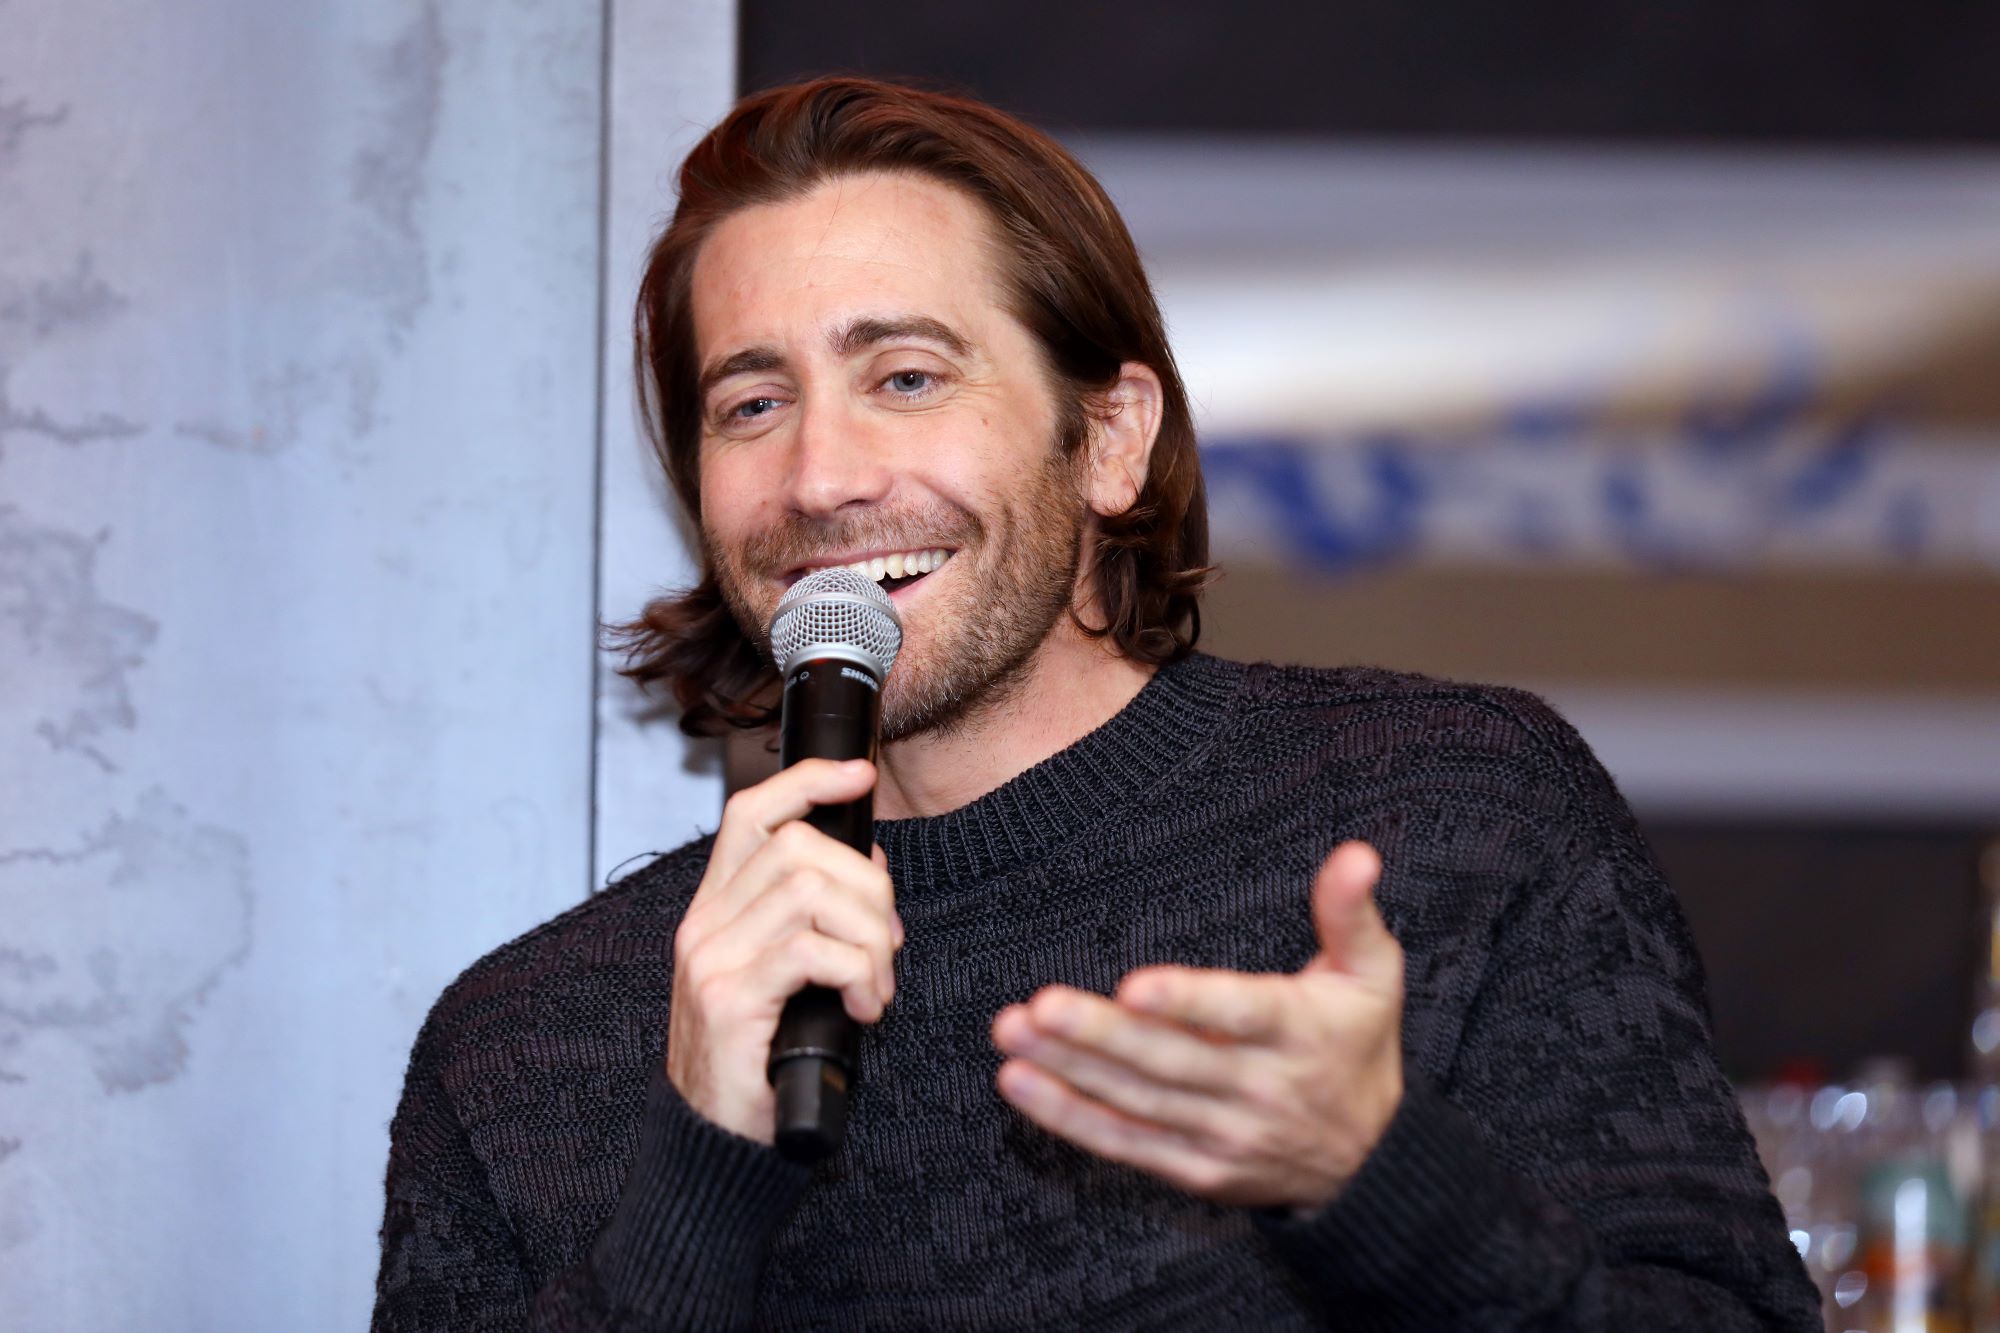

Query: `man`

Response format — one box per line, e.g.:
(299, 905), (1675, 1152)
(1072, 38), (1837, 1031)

(373, 77), (1822, 1330)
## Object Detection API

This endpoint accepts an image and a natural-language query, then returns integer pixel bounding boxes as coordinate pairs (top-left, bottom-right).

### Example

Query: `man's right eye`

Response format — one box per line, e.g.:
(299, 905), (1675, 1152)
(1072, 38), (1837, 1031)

(733, 397), (780, 419)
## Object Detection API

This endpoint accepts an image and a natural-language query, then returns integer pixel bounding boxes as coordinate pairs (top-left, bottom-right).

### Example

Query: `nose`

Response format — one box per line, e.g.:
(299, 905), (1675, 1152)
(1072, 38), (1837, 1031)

(783, 388), (892, 520)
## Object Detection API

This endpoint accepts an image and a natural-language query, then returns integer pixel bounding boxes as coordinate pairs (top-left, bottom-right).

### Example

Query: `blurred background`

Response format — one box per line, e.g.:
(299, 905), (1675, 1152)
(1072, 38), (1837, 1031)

(4, 0), (1997, 1327)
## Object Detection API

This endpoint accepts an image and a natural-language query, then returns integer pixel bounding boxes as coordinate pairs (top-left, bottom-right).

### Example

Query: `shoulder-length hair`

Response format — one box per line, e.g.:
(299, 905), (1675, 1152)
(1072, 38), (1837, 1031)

(605, 76), (1212, 736)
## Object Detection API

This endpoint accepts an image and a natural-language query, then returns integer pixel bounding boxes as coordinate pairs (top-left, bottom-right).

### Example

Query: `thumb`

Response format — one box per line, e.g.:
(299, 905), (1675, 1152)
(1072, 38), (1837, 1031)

(1306, 841), (1399, 990)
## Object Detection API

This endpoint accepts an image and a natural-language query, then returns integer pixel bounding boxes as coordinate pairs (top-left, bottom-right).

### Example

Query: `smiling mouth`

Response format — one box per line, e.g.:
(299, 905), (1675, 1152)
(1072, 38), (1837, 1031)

(788, 547), (955, 595)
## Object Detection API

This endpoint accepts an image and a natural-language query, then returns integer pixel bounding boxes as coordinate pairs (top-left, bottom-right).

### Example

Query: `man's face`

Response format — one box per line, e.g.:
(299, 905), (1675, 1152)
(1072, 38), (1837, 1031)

(690, 171), (1092, 740)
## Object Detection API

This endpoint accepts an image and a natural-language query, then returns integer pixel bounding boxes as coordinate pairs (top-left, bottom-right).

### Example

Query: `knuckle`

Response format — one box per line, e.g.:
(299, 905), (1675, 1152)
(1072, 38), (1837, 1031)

(672, 932), (703, 975)
(784, 930), (822, 971)
(673, 926), (707, 971)
(672, 914), (701, 954)
(690, 969), (735, 1017)
(720, 790), (757, 827)
(782, 863), (828, 901)
(1123, 972), (1170, 1010)
(795, 933), (853, 986)
(773, 820), (819, 857)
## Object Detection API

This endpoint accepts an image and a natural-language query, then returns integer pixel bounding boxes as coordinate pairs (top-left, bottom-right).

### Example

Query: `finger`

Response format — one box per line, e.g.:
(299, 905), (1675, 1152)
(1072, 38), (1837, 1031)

(708, 758), (877, 881)
(704, 865), (899, 1006)
(1113, 968), (1291, 1045)
(993, 1026), (1248, 1148)
(696, 816), (888, 938)
(1002, 986), (1245, 1088)
(1308, 841), (1399, 990)
(750, 929), (886, 1024)
(996, 1060), (1224, 1195)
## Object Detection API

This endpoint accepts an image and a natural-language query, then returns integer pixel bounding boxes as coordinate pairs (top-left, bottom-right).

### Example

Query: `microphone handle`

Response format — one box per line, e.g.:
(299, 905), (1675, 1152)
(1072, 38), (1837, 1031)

(770, 657), (879, 1163)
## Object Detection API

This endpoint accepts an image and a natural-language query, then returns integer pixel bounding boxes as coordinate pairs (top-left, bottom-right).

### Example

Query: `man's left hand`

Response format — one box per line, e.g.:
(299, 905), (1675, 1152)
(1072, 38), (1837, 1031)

(990, 840), (1404, 1212)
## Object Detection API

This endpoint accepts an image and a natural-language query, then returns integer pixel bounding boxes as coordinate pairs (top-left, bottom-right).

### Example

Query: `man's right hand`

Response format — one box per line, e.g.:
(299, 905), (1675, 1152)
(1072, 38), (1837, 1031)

(666, 757), (903, 1145)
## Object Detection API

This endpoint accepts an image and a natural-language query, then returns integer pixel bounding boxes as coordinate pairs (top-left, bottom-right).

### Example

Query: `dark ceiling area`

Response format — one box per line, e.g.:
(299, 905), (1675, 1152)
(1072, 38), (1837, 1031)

(742, 0), (2000, 144)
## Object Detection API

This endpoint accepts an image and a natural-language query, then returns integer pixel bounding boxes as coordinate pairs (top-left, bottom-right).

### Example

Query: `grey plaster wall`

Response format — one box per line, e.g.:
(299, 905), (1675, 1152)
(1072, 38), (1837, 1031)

(594, 0), (734, 885)
(0, 0), (730, 1325)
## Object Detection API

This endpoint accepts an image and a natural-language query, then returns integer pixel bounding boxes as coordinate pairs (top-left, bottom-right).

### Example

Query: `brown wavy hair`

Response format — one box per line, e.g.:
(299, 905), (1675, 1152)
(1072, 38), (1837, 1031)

(604, 76), (1212, 736)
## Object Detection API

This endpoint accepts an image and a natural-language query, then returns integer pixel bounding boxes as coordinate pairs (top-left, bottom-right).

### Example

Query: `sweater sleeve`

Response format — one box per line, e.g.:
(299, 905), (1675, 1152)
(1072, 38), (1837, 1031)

(372, 1025), (810, 1332)
(1252, 700), (1824, 1331)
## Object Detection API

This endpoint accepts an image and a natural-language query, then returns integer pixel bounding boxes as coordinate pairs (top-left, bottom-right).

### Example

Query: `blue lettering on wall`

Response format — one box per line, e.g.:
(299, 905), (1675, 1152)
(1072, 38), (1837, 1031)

(1198, 313), (1925, 574)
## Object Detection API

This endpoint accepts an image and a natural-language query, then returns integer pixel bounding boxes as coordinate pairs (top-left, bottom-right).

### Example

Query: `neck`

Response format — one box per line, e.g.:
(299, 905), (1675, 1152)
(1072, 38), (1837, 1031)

(872, 621), (1155, 820)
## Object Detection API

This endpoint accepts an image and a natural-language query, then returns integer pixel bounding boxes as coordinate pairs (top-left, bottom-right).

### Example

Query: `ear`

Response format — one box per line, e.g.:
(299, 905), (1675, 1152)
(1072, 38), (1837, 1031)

(1084, 362), (1164, 520)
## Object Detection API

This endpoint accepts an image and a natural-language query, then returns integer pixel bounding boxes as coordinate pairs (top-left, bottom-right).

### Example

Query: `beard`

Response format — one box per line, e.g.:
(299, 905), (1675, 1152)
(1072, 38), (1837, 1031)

(709, 444), (1090, 743)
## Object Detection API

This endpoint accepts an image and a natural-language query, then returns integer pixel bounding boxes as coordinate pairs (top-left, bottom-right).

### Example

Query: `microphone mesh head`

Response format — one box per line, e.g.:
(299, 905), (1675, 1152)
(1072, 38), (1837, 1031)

(769, 566), (903, 679)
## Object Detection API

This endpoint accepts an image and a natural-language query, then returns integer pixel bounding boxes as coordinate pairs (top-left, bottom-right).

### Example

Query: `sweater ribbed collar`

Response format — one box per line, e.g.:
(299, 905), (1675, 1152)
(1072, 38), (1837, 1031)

(872, 652), (1247, 896)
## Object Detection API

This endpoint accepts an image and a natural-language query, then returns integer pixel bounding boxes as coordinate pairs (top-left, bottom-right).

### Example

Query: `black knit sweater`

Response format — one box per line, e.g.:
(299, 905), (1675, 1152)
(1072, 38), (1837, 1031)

(372, 653), (1823, 1330)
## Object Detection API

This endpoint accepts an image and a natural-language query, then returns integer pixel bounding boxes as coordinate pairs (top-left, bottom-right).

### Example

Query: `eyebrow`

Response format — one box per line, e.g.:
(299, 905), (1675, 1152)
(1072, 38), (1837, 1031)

(832, 315), (971, 359)
(697, 315), (973, 402)
(696, 347), (785, 402)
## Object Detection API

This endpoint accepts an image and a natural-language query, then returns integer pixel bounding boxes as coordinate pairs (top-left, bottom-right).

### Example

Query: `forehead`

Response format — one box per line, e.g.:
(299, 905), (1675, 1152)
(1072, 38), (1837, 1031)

(690, 171), (1008, 359)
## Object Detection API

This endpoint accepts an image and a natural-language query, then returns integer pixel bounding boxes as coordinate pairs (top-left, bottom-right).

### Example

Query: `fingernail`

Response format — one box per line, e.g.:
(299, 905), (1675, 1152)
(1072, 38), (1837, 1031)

(999, 1062), (1041, 1105)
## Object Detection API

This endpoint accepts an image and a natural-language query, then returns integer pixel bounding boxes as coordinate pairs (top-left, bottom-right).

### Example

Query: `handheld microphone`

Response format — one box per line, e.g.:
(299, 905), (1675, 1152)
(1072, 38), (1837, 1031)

(765, 565), (903, 1163)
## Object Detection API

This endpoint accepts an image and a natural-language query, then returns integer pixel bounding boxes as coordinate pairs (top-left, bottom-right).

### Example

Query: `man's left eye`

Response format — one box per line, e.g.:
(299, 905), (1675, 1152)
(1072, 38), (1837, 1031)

(885, 369), (935, 395)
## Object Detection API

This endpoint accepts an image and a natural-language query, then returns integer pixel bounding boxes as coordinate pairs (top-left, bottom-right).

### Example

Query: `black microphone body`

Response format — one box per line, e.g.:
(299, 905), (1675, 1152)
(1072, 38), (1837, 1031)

(780, 657), (880, 848)
(769, 654), (882, 1163)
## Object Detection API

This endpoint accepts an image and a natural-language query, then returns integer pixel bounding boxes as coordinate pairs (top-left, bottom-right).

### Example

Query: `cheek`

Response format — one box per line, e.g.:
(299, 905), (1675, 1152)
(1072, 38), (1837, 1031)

(697, 457), (764, 543)
(941, 414), (1049, 497)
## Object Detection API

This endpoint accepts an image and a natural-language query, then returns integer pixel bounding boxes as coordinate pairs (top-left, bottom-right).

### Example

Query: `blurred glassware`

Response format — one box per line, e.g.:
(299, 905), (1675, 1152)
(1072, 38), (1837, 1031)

(1742, 1066), (1976, 1332)
(1965, 1087), (2000, 1333)
(1851, 1063), (1966, 1333)
(1967, 842), (2000, 1332)
(1970, 845), (2000, 1086)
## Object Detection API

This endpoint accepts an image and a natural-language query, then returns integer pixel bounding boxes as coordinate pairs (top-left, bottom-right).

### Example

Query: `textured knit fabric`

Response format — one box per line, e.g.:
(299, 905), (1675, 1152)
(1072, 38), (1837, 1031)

(371, 653), (1823, 1331)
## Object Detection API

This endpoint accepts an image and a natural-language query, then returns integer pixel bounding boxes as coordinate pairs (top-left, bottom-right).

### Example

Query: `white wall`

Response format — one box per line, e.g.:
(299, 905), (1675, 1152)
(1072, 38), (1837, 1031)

(594, 0), (736, 885)
(0, 1), (730, 1326)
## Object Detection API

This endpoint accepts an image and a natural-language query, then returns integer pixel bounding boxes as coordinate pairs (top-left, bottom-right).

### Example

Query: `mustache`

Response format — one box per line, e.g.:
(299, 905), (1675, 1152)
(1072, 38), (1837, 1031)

(722, 505), (983, 577)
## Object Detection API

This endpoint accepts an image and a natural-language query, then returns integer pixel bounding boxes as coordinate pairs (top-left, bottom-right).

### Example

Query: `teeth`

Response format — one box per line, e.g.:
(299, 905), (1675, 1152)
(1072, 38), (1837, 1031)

(838, 548), (951, 583)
